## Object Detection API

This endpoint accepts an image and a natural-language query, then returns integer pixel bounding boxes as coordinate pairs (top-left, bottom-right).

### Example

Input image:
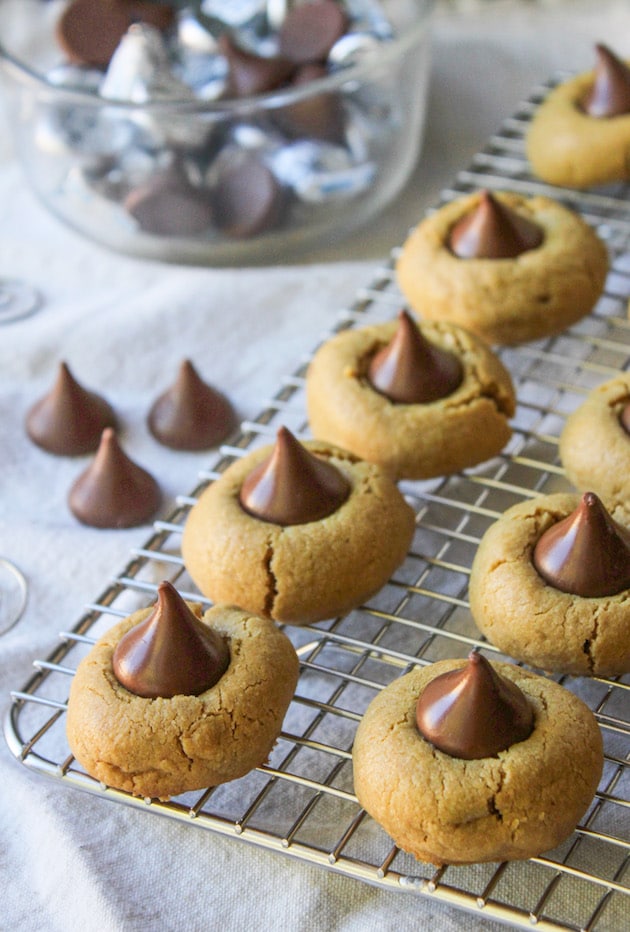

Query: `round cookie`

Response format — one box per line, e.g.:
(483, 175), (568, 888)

(559, 374), (630, 510)
(66, 602), (299, 799)
(352, 658), (603, 866)
(396, 191), (609, 346)
(181, 438), (415, 625)
(468, 492), (630, 676)
(306, 317), (516, 480)
(527, 55), (630, 188)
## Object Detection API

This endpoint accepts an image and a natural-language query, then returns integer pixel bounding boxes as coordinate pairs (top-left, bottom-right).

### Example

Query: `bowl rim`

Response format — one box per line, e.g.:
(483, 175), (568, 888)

(0, 0), (435, 114)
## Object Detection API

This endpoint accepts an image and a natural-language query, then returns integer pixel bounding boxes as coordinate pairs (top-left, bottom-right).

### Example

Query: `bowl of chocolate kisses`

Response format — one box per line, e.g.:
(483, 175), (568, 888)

(0, 0), (435, 265)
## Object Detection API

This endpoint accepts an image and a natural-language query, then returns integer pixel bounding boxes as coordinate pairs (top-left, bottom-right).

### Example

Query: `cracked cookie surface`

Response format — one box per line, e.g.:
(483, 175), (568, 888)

(66, 603), (299, 799)
(395, 191), (608, 346)
(306, 318), (515, 480)
(468, 493), (630, 676)
(352, 659), (603, 865)
(181, 440), (415, 625)
(559, 374), (630, 510)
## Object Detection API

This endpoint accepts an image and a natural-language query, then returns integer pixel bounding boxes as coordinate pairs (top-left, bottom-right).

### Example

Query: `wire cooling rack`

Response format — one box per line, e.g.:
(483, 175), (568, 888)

(5, 74), (630, 931)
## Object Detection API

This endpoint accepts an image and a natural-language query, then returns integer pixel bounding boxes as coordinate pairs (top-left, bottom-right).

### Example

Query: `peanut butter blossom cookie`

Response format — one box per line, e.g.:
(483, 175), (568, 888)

(559, 374), (630, 511)
(396, 189), (608, 346)
(352, 652), (603, 866)
(66, 582), (299, 799)
(306, 310), (515, 479)
(469, 492), (630, 676)
(182, 427), (415, 625)
(527, 44), (630, 187)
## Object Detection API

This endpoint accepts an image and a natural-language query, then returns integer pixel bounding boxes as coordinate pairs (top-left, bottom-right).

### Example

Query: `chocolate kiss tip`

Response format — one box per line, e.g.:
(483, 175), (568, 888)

(25, 361), (117, 456)
(239, 426), (350, 526)
(533, 492), (630, 598)
(415, 651), (534, 760)
(448, 190), (543, 260)
(368, 309), (463, 404)
(148, 359), (236, 451)
(583, 44), (630, 118)
(68, 428), (161, 529)
(112, 581), (230, 698)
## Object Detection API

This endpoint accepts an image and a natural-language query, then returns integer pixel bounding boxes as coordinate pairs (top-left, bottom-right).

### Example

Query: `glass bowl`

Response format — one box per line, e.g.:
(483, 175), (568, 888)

(0, 0), (435, 265)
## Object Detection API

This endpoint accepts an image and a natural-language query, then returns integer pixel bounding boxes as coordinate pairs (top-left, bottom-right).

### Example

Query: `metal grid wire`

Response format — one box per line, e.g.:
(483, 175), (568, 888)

(5, 74), (630, 930)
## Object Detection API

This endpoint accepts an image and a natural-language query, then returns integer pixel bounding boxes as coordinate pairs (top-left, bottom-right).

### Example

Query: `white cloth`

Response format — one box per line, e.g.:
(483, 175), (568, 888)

(2, 2), (629, 930)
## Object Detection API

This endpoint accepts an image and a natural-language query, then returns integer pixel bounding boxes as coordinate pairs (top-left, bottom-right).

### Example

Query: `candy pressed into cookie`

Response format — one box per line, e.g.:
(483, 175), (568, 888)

(559, 373), (630, 510)
(396, 190), (608, 345)
(352, 652), (603, 866)
(468, 492), (630, 676)
(181, 427), (415, 625)
(66, 582), (299, 799)
(306, 310), (515, 480)
(527, 45), (630, 188)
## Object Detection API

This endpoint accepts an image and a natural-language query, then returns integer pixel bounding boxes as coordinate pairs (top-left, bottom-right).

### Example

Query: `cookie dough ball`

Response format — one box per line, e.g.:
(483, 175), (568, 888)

(527, 44), (630, 188)
(182, 428), (415, 625)
(353, 655), (603, 866)
(559, 374), (630, 510)
(306, 312), (515, 480)
(396, 190), (608, 346)
(469, 492), (630, 676)
(66, 584), (299, 799)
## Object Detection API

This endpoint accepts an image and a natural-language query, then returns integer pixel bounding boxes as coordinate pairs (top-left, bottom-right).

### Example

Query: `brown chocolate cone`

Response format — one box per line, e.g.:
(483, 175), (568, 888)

(56, 0), (175, 68)
(220, 33), (295, 98)
(368, 310), (463, 404)
(448, 190), (543, 259)
(26, 361), (117, 456)
(276, 63), (346, 143)
(212, 156), (286, 239)
(239, 426), (350, 525)
(112, 581), (230, 698)
(68, 428), (161, 528)
(533, 492), (630, 597)
(620, 402), (630, 435)
(582, 44), (630, 118)
(416, 651), (534, 760)
(278, 0), (348, 65)
(148, 360), (236, 450)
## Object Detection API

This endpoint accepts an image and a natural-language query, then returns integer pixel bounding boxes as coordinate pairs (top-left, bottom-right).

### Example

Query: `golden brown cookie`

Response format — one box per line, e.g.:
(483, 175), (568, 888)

(527, 59), (630, 187)
(66, 602), (299, 799)
(352, 658), (603, 866)
(181, 439), (415, 625)
(306, 317), (515, 480)
(396, 191), (608, 346)
(559, 374), (630, 510)
(468, 492), (630, 676)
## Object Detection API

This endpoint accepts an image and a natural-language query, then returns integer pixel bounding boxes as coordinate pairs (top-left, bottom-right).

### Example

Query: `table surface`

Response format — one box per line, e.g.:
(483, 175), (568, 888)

(2, 2), (629, 930)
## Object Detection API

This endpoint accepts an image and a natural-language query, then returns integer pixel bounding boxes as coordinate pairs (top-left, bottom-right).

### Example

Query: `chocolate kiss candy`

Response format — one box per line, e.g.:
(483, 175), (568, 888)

(26, 362), (117, 456)
(416, 651), (534, 760)
(582, 44), (630, 118)
(148, 360), (237, 450)
(368, 309), (463, 404)
(448, 190), (543, 259)
(55, 0), (175, 68)
(112, 580), (230, 698)
(620, 402), (630, 435)
(219, 33), (295, 98)
(68, 428), (161, 528)
(533, 491), (630, 597)
(278, 0), (348, 65)
(125, 168), (214, 237)
(212, 156), (286, 239)
(239, 426), (350, 525)
(277, 62), (346, 143)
